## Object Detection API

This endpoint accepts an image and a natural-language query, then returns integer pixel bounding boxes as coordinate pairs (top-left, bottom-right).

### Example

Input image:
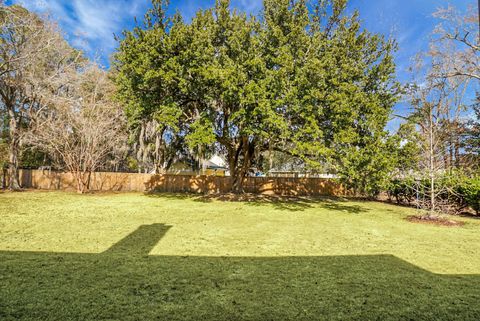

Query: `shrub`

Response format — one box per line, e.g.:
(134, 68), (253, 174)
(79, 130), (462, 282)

(456, 176), (480, 215)
(387, 178), (416, 204)
(388, 174), (480, 215)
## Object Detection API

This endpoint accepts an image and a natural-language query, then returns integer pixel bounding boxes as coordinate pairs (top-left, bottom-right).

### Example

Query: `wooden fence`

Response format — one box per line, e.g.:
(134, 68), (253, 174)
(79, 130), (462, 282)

(16, 169), (346, 196)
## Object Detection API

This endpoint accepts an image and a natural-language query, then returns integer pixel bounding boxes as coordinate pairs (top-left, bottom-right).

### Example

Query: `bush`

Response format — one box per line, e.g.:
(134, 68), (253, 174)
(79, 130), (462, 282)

(456, 176), (480, 215)
(388, 174), (480, 215)
(387, 178), (416, 204)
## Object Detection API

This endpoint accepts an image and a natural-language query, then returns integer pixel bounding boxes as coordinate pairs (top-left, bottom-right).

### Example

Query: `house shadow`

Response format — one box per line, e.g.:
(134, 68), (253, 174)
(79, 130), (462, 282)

(1, 224), (479, 320)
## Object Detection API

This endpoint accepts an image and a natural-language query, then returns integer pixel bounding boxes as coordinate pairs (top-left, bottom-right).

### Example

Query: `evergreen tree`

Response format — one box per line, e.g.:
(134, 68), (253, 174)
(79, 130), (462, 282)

(114, 0), (399, 194)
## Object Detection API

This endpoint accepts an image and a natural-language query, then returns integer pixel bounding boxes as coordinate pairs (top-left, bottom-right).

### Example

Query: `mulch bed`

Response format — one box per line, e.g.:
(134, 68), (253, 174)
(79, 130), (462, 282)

(406, 215), (465, 227)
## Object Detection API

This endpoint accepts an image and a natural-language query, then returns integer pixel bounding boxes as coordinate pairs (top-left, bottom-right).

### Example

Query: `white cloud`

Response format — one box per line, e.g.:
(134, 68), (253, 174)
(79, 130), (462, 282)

(12, 0), (149, 64)
(12, 0), (263, 63)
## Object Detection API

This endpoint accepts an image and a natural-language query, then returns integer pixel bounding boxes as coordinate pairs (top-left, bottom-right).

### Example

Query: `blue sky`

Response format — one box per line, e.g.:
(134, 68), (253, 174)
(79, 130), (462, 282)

(8, 0), (476, 128)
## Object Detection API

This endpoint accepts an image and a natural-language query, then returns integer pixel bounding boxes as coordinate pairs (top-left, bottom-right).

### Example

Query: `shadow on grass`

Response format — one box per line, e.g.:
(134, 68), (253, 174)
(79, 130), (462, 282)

(1, 224), (479, 320)
(145, 192), (197, 201)
(145, 193), (370, 213)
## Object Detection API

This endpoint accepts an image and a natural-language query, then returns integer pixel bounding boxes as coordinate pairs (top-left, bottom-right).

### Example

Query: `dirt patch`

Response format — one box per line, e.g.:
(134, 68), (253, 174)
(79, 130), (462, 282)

(406, 215), (465, 227)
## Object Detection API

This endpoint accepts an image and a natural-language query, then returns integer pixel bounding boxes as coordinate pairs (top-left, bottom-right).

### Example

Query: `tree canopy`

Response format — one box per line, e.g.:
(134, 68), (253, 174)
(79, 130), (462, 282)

(114, 0), (399, 193)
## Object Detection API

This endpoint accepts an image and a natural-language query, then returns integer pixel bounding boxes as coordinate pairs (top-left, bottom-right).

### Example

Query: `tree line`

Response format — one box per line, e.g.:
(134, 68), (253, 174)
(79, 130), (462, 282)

(0, 1), (478, 212)
(0, 5), (126, 192)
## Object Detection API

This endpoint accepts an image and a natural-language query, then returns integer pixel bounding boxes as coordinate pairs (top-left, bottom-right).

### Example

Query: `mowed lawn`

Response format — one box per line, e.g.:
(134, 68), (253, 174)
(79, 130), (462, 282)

(1, 191), (480, 320)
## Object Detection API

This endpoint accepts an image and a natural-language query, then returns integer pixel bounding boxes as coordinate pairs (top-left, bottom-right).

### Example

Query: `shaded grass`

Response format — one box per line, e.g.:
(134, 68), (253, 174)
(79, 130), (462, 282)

(147, 192), (369, 213)
(1, 191), (480, 320)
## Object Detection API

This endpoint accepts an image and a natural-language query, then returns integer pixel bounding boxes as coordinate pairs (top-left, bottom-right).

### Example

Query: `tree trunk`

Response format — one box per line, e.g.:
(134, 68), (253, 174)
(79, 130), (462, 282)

(74, 171), (91, 194)
(454, 134), (461, 168)
(227, 137), (255, 194)
(429, 109), (435, 216)
(231, 172), (245, 194)
(430, 170), (435, 215)
(75, 172), (84, 194)
(229, 157), (244, 194)
(1, 167), (7, 189)
(7, 108), (21, 190)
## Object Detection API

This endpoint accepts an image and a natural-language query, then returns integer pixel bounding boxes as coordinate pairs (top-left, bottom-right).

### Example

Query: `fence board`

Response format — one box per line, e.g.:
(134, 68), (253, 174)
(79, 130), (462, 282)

(15, 169), (345, 196)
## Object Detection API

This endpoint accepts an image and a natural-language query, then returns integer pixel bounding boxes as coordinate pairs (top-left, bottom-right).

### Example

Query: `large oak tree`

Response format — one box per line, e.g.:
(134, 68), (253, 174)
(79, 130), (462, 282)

(114, 0), (399, 194)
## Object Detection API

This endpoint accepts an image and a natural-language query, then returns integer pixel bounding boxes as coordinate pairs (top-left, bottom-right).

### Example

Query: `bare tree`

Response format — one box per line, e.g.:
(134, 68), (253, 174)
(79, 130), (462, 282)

(407, 54), (470, 215)
(433, 3), (480, 81)
(429, 4), (477, 170)
(27, 65), (128, 193)
(400, 3), (480, 216)
(408, 83), (446, 214)
(0, 4), (79, 189)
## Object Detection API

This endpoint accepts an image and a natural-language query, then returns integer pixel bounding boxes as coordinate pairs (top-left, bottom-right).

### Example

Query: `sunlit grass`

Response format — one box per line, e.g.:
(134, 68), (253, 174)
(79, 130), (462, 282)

(1, 191), (478, 273)
(1, 191), (479, 320)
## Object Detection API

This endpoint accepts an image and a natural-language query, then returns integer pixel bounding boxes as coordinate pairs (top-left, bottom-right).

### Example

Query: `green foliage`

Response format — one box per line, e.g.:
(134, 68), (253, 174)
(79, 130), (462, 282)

(387, 172), (480, 215)
(337, 137), (397, 196)
(185, 117), (216, 151)
(114, 0), (399, 193)
(456, 176), (480, 214)
(338, 123), (420, 196)
(393, 123), (421, 172)
(464, 100), (480, 167)
(387, 177), (417, 204)
(19, 148), (49, 168)
(126, 157), (139, 172)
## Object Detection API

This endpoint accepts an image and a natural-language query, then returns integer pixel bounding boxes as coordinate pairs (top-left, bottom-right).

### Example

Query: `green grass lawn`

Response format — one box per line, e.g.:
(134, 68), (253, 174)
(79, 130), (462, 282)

(1, 191), (479, 320)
